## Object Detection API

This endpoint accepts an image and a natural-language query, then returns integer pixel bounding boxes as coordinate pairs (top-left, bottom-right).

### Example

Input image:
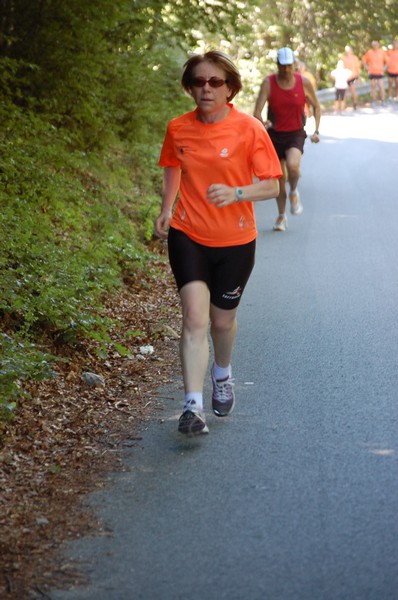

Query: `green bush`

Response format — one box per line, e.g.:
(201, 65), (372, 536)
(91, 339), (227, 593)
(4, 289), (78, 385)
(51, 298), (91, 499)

(0, 103), (160, 409)
(0, 333), (57, 415)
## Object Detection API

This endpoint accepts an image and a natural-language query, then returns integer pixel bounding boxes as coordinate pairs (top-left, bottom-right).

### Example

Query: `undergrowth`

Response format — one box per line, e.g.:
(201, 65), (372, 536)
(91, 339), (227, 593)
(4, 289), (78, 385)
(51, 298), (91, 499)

(0, 102), (162, 413)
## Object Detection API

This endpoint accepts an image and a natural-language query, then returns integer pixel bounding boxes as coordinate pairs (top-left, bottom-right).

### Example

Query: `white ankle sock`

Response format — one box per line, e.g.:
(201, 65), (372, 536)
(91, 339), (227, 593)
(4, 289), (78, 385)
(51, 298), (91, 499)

(212, 362), (231, 381)
(184, 392), (203, 412)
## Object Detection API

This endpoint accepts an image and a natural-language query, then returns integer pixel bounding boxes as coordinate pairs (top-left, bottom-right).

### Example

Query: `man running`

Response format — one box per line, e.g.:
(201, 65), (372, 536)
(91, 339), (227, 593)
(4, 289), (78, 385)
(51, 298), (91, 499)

(254, 47), (321, 231)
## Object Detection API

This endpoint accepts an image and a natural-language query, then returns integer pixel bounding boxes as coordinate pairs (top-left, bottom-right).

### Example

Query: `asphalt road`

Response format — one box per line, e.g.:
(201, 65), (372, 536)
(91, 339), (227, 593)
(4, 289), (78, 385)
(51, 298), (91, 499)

(52, 106), (398, 600)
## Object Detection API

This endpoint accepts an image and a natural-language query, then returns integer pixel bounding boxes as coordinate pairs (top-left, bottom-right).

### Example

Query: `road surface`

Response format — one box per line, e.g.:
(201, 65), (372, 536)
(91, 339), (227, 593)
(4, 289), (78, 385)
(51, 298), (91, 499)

(52, 105), (398, 600)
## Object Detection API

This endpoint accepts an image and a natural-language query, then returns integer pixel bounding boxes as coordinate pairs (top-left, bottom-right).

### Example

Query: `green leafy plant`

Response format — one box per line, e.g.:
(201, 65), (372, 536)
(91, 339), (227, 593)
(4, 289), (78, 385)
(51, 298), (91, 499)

(0, 333), (57, 414)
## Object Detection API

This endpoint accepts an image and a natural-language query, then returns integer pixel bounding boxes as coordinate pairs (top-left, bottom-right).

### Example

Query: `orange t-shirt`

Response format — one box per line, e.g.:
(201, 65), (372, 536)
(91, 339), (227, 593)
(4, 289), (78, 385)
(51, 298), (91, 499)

(159, 105), (282, 247)
(362, 49), (387, 75)
(341, 54), (361, 78)
(386, 49), (398, 74)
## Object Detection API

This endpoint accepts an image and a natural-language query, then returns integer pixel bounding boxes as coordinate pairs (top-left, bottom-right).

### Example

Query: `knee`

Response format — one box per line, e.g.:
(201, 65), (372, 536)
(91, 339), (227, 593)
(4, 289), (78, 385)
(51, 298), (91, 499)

(287, 163), (300, 179)
(211, 314), (236, 335)
(182, 305), (208, 333)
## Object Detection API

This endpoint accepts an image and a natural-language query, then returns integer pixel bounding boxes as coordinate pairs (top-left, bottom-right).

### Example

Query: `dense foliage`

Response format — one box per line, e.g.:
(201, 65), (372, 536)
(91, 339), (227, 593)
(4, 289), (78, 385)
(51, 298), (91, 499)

(0, 0), (397, 411)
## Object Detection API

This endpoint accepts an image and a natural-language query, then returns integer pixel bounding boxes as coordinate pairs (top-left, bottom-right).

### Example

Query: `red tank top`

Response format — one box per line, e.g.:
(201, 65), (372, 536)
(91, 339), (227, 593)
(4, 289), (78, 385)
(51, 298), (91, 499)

(268, 73), (306, 132)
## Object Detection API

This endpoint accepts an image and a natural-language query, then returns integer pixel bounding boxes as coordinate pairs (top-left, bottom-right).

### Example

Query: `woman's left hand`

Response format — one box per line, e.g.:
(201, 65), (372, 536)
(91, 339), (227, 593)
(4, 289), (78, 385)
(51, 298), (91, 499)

(207, 184), (236, 207)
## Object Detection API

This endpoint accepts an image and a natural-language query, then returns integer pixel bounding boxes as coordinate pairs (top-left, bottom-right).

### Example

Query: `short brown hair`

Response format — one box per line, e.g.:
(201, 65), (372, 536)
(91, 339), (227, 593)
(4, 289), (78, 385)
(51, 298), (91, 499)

(181, 50), (242, 102)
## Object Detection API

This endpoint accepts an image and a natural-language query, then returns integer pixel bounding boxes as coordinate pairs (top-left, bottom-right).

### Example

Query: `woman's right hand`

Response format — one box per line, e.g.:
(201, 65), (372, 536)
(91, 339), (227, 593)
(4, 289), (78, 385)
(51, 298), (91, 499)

(154, 213), (171, 239)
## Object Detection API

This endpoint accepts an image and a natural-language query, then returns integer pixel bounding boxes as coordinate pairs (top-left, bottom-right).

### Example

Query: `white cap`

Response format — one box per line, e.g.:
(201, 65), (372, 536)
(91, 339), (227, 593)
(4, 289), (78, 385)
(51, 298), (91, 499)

(277, 47), (295, 65)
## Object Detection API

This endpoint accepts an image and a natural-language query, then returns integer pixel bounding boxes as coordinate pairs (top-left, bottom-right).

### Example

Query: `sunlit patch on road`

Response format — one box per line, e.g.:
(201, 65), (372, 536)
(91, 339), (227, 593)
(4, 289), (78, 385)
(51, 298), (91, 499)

(318, 111), (398, 143)
(369, 449), (395, 457)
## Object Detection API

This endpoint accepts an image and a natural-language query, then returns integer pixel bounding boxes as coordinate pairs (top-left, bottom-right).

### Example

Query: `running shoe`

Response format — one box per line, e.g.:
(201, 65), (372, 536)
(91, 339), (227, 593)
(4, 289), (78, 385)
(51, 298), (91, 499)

(273, 215), (288, 231)
(289, 190), (303, 215)
(178, 410), (209, 435)
(211, 368), (235, 417)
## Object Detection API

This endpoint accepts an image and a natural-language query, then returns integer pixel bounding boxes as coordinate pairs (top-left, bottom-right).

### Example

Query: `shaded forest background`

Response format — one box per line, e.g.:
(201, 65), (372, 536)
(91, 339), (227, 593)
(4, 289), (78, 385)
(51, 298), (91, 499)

(1, 0), (397, 411)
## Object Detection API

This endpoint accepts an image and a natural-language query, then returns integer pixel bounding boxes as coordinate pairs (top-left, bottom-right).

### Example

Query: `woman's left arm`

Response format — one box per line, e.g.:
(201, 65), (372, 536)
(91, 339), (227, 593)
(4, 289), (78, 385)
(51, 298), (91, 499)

(207, 177), (280, 208)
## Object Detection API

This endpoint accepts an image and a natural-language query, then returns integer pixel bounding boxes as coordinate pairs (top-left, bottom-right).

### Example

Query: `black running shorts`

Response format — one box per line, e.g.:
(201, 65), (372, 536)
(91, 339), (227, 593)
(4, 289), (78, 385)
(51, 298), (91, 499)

(268, 128), (307, 160)
(167, 227), (256, 310)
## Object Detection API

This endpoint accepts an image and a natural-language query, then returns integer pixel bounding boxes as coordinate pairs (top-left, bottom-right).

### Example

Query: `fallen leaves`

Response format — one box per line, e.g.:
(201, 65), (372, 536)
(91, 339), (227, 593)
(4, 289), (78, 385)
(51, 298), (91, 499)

(0, 251), (182, 599)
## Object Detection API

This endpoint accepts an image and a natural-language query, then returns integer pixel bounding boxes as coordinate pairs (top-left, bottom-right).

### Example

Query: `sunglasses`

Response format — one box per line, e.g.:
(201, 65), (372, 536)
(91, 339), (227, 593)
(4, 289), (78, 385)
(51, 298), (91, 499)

(191, 77), (228, 88)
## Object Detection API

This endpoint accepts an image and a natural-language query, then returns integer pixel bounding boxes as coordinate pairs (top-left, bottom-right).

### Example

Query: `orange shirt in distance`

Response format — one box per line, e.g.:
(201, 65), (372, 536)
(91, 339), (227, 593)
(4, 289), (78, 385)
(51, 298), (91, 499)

(362, 48), (387, 75)
(386, 48), (398, 74)
(342, 54), (361, 78)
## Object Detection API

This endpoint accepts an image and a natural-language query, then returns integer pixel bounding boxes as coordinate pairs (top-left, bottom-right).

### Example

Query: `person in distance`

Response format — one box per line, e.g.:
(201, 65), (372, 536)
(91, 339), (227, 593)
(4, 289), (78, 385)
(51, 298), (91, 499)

(254, 47), (321, 232)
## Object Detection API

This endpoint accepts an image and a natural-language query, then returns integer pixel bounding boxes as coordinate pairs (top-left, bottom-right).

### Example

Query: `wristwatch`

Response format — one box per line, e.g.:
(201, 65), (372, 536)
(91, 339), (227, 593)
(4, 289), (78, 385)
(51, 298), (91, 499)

(235, 187), (244, 202)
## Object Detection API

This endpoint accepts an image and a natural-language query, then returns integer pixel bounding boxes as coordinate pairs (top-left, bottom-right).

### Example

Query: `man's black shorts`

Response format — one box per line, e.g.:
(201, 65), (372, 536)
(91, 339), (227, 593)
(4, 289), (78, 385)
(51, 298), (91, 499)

(267, 128), (307, 160)
(167, 227), (255, 310)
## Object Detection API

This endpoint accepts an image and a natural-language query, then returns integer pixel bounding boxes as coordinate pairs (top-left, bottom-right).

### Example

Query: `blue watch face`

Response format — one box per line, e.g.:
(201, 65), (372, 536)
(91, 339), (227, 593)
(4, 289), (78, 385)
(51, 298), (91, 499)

(237, 188), (243, 198)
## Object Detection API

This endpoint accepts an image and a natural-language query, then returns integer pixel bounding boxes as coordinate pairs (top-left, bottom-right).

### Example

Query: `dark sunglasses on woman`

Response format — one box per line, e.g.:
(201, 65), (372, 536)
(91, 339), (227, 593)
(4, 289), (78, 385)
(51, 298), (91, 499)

(191, 77), (228, 88)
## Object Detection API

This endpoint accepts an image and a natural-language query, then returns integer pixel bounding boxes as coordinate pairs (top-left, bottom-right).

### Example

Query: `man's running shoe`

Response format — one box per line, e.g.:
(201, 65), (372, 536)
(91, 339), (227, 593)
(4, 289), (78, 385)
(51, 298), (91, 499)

(289, 190), (303, 215)
(211, 368), (235, 417)
(273, 215), (288, 231)
(178, 410), (209, 436)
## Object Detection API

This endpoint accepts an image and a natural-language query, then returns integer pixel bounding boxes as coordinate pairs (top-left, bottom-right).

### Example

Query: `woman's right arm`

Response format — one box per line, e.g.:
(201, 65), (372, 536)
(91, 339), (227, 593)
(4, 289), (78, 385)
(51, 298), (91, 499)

(154, 166), (181, 239)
